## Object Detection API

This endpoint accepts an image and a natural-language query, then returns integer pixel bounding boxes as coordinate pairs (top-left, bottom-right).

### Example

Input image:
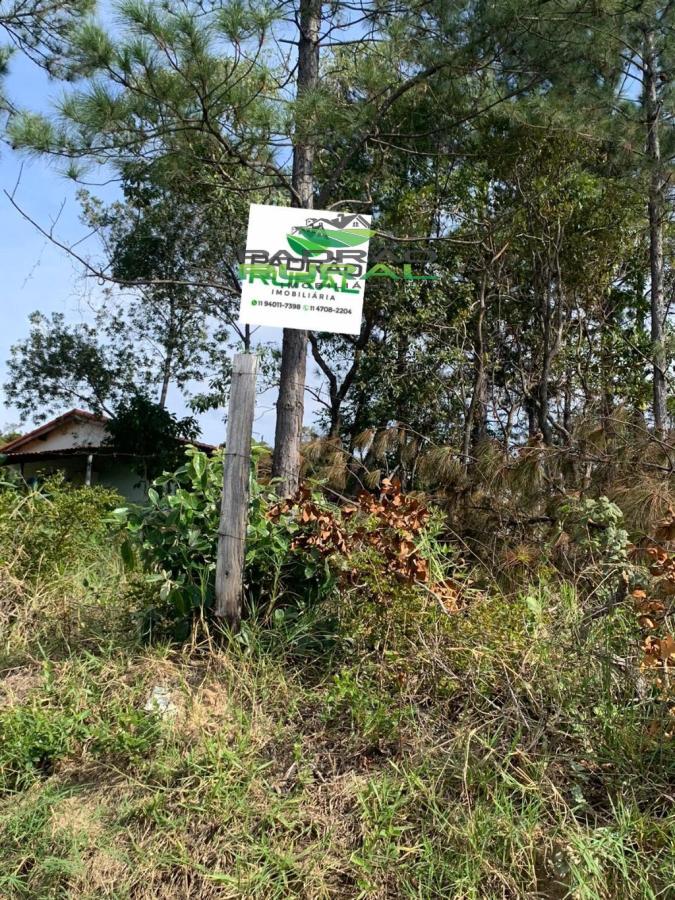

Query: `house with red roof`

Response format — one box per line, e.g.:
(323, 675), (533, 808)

(0, 409), (215, 501)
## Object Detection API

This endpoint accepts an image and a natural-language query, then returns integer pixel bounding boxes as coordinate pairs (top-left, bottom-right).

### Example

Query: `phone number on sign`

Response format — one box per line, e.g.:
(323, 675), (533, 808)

(255, 301), (351, 314)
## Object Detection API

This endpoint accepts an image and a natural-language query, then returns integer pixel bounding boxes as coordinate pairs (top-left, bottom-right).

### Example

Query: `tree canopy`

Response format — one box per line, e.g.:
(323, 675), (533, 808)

(1, 0), (673, 488)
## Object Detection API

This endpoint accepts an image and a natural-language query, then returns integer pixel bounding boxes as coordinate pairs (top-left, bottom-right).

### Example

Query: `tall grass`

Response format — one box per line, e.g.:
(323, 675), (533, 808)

(0, 477), (673, 898)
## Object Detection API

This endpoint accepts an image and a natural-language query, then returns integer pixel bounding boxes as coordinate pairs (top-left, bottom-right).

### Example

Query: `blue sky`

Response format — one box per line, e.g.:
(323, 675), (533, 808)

(0, 29), (320, 446)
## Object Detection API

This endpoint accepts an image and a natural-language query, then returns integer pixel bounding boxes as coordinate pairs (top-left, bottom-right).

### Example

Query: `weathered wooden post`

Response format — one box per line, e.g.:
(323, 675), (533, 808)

(215, 352), (258, 630)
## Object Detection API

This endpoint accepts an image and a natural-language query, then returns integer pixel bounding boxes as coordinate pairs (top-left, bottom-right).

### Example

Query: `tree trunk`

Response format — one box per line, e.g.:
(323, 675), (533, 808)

(525, 395), (537, 439)
(158, 296), (176, 409)
(644, 29), (668, 433)
(309, 320), (373, 445)
(271, 0), (321, 496)
(537, 279), (554, 445)
(462, 275), (488, 467)
(563, 367), (573, 437)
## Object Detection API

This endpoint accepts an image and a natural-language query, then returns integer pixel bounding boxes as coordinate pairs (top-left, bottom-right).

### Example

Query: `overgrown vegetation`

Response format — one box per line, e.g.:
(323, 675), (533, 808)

(1, 0), (674, 894)
(0, 459), (673, 898)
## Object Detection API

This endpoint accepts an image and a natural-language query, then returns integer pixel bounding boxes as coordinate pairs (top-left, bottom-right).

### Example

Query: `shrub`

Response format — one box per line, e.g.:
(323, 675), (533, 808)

(119, 450), (461, 643)
(554, 495), (630, 604)
(118, 446), (340, 639)
(0, 474), (122, 580)
(557, 496), (629, 565)
(119, 446), (223, 639)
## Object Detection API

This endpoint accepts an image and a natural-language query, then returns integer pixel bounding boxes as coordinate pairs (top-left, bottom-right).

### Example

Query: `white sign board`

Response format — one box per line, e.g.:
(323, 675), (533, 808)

(238, 204), (372, 335)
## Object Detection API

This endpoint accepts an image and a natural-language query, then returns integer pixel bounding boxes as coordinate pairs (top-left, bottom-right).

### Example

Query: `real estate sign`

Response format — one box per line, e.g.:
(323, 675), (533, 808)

(239, 204), (373, 335)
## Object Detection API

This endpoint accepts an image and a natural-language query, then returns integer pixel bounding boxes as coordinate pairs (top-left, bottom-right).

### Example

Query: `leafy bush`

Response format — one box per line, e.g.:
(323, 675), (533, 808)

(557, 496), (629, 565)
(0, 474), (122, 580)
(119, 446), (223, 639)
(118, 446), (339, 639)
(119, 450), (460, 643)
(554, 495), (630, 604)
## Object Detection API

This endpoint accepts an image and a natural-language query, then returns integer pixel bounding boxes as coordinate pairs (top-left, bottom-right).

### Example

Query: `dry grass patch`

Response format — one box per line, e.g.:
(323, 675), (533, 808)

(0, 664), (42, 706)
(49, 794), (105, 840)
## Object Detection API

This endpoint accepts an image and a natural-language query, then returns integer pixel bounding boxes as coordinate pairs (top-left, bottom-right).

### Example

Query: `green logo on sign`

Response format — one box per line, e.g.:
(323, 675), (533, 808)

(287, 213), (374, 257)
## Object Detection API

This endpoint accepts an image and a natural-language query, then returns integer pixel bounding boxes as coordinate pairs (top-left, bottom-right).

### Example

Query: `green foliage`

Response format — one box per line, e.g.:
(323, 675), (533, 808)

(0, 702), (86, 792)
(0, 479), (674, 898)
(119, 447), (460, 646)
(119, 446), (340, 640)
(0, 425), (20, 445)
(78, 167), (243, 415)
(5, 160), (245, 421)
(6, 0), (672, 471)
(0, 474), (121, 580)
(0, 0), (94, 87)
(105, 394), (199, 481)
(553, 495), (632, 608)
(244, 482), (339, 609)
(558, 496), (630, 566)
(3, 311), (138, 422)
(118, 446), (223, 639)
(0, 658), (163, 795)
(323, 665), (408, 742)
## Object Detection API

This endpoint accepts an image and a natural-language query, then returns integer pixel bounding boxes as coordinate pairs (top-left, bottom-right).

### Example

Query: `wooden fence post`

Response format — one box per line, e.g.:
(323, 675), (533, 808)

(215, 352), (258, 630)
